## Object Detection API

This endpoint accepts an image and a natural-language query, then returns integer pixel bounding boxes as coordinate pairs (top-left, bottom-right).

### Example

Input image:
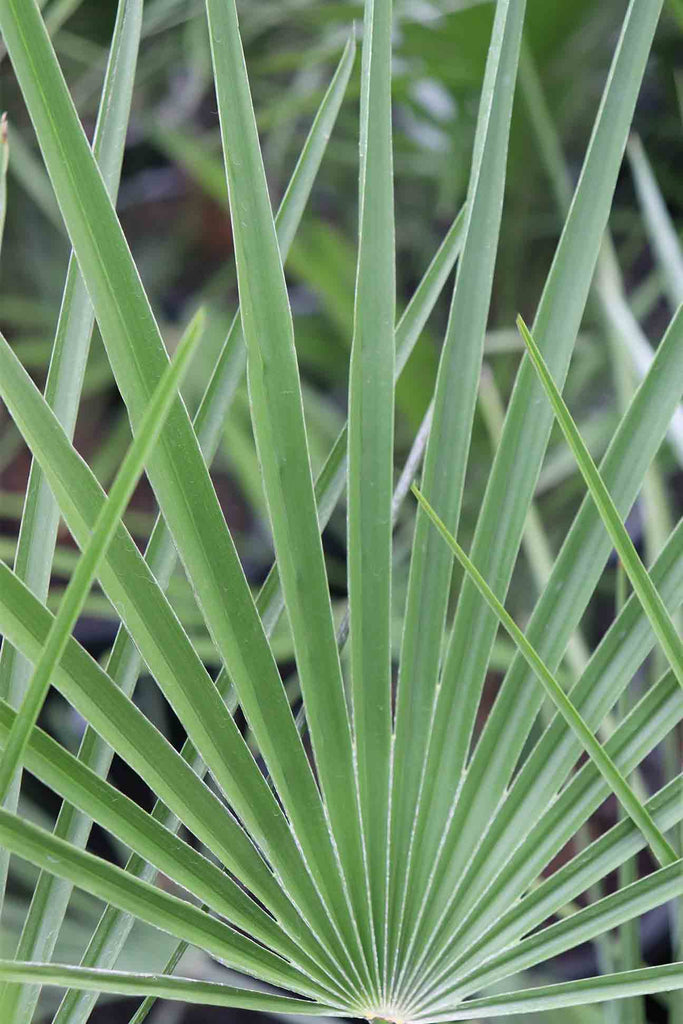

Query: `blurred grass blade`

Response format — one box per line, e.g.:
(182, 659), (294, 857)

(0, 311), (204, 804)
(412, 485), (677, 869)
(388, 0), (526, 987)
(517, 314), (683, 690)
(627, 134), (683, 307)
(125, 941), (190, 1024)
(395, 211), (465, 376)
(418, 964), (683, 1021)
(6, 126), (63, 230)
(347, 0), (395, 979)
(0, 811), (326, 998)
(0, 112), (7, 250)
(597, 242), (683, 466)
(206, 0), (372, 986)
(0, 962), (343, 1016)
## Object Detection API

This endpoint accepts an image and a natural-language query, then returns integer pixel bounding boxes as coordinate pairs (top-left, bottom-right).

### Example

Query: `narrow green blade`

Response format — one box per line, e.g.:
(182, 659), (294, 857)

(627, 134), (683, 307)
(400, 0), (671, 982)
(0, 336), (352, 986)
(254, 205), (465, 646)
(46, 41), (359, 1024)
(417, 670), (682, 993)
(347, 0), (395, 985)
(388, 2), (527, 993)
(427, 523), (683, 982)
(0, 314), (204, 804)
(0, 112), (8, 249)
(50, 153), (462, 1024)
(447, 767), (683, 986)
(0, 554), (358, 994)
(205, 0), (372, 990)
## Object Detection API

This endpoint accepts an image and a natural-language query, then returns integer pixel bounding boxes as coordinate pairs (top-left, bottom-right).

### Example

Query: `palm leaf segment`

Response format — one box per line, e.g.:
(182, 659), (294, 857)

(0, 0), (680, 1022)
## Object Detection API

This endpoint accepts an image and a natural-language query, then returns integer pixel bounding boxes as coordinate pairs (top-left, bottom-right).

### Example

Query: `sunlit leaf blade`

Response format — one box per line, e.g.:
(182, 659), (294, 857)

(517, 313), (683, 690)
(0, 962), (346, 1016)
(412, 485), (677, 869)
(347, 0), (395, 984)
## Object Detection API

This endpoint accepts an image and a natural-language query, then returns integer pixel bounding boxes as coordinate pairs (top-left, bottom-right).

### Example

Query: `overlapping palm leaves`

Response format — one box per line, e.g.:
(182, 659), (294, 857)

(0, 0), (681, 1022)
